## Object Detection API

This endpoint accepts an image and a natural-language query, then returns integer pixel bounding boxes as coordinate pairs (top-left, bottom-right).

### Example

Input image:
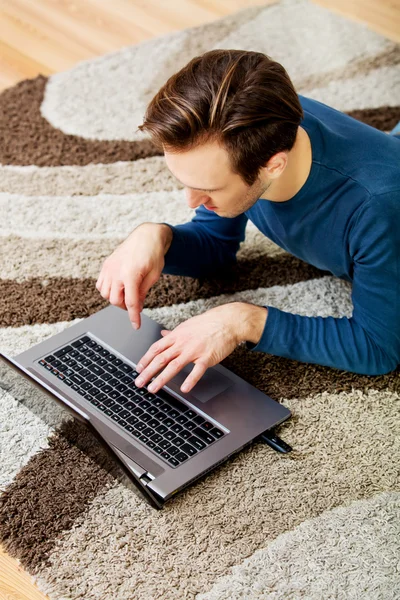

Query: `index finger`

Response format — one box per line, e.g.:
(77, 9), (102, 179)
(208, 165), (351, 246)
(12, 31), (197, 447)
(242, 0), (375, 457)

(124, 274), (143, 329)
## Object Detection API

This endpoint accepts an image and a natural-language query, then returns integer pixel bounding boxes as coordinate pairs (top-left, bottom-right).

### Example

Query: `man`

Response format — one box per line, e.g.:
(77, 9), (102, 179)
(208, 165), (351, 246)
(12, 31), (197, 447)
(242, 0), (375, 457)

(96, 49), (400, 396)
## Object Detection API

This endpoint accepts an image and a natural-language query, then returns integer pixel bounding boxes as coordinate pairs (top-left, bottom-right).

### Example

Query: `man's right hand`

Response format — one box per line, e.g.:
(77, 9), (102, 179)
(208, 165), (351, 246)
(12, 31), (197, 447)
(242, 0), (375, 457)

(96, 222), (173, 330)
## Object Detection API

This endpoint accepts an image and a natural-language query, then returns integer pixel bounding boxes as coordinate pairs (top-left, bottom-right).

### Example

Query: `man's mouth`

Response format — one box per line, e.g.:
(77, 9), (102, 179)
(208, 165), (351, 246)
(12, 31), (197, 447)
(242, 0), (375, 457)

(204, 204), (217, 211)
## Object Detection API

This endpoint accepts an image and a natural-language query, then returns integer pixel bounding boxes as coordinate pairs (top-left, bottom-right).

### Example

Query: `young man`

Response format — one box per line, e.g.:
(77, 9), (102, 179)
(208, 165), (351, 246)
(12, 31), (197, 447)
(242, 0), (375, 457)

(96, 49), (400, 396)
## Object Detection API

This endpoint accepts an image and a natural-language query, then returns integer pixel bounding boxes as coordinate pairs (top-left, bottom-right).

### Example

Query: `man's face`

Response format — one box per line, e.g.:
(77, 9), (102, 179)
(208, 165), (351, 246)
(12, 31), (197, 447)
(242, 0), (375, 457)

(164, 139), (271, 218)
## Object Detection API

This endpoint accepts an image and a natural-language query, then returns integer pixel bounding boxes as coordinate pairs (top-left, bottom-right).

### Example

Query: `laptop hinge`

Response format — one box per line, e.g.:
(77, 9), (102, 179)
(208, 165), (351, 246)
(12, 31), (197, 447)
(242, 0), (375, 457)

(140, 473), (155, 485)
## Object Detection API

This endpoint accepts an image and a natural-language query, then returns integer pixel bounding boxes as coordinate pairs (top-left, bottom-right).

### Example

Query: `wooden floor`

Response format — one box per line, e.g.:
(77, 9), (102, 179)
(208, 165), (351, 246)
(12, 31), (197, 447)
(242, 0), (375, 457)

(0, 1), (399, 599)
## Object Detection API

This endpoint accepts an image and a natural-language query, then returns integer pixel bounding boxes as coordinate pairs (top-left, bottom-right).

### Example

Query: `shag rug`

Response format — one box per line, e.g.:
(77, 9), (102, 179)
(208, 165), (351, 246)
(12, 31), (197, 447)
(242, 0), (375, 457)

(1, 0), (399, 598)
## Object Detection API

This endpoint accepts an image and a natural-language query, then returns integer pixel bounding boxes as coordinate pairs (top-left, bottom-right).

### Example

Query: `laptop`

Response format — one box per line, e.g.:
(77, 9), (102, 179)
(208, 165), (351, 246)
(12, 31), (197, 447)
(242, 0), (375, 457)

(0, 304), (291, 509)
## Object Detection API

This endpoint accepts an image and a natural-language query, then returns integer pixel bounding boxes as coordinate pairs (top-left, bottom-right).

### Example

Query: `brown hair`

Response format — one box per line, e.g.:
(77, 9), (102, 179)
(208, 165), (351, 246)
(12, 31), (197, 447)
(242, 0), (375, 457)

(137, 49), (304, 187)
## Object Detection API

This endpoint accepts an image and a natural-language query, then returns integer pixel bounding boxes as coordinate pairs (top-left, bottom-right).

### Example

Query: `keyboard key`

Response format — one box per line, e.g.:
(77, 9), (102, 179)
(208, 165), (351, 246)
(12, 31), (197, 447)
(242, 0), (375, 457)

(163, 417), (175, 428)
(107, 353), (116, 361)
(54, 345), (73, 358)
(159, 403), (172, 413)
(121, 375), (134, 385)
(174, 437), (185, 447)
(71, 339), (85, 348)
(168, 446), (180, 456)
(71, 374), (85, 385)
(181, 430), (192, 440)
(100, 373), (113, 382)
(148, 406), (159, 416)
(64, 379), (73, 386)
(86, 339), (98, 348)
(186, 410), (197, 419)
(133, 407), (144, 417)
(116, 383), (127, 393)
(187, 436), (207, 451)
(112, 405), (123, 414)
(143, 427), (154, 437)
(155, 412), (168, 422)
(146, 440), (156, 449)
(181, 443), (197, 456)
(104, 364), (117, 374)
(201, 421), (214, 431)
(185, 421), (196, 431)
(94, 344), (103, 353)
(157, 391), (189, 413)
(136, 422), (146, 432)
(151, 433), (163, 444)
(177, 415), (188, 425)
(156, 424), (168, 435)
(113, 358), (123, 366)
(153, 446), (163, 455)
(45, 355), (56, 363)
(210, 427), (224, 438)
(141, 414), (152, 423)
(160, 440), (171, 450)
(103, 398), (116, 408)
(168, 457), (180, 467)
(161, 451), (171, 460)
(164, 431), (177, 442)
(120, 364), (133, 373)
(77, 388), (87, 397)
(119, 410), (131, 419)
(88, 364), (105, 376)
(139, 435), (149, 444)
(127, 415), (139, 425)
(105, 409), (113, 417)
(148, 418), (160, 428)
(171, 423), (184, 434)
(193, 427), (215, 444)
(175, 452), (189, 463)
(168, 409), (180, 419)
(139, 400), (151, 410)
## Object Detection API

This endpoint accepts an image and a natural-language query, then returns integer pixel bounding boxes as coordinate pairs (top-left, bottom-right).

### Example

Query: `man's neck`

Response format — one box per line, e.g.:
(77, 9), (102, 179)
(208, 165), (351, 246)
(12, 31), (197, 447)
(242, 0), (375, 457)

(259, 126), (312, 203)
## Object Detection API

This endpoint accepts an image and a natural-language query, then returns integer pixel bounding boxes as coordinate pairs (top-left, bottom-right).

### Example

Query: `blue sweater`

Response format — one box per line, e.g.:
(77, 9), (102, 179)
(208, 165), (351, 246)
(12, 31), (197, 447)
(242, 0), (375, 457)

(162, 95), (400, 375)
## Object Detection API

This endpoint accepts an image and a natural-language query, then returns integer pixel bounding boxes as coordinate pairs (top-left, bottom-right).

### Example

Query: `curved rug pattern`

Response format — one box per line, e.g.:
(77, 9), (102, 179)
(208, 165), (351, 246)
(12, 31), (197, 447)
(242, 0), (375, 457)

(0, 1), (399, 599)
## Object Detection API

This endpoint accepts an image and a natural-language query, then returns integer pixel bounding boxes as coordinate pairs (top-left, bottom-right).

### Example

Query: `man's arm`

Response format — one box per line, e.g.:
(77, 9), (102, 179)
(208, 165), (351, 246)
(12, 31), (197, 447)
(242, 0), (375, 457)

(159, 204), (248, 278)
(246, 194), (400, 375)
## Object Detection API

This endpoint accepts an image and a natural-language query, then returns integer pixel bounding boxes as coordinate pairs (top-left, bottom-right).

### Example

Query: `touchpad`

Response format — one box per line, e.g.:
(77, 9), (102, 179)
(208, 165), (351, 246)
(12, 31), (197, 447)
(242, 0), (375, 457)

(171, 364), (233, 403)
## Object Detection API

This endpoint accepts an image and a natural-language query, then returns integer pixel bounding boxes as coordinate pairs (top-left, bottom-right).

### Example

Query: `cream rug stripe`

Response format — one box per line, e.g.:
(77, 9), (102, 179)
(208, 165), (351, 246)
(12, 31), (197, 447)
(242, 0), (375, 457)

(40, 0), (394, 141)
(0, 226), (285, 281)
(301, 63), (400, 112)
(31, 389), (399, 600)
(197, 492), (400, 600)
(0, 158), (180, 196)
(0, 321), (80, 489)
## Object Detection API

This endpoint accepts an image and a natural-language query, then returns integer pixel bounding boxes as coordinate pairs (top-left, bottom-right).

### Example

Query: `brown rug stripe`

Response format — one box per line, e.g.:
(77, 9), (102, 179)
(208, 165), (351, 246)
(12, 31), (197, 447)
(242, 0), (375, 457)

(0, 75), (399, 167)
(0, 76), (161, 167)
(0, 255), (329, 327)
(0, 418), (121, 571)
(220, 343), (400, 400)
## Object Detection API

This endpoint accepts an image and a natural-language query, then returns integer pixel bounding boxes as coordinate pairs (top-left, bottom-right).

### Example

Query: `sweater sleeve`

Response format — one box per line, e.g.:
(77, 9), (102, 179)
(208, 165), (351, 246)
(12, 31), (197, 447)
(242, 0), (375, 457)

(160, 205), (248, 278)
(246, 193), (400, 375)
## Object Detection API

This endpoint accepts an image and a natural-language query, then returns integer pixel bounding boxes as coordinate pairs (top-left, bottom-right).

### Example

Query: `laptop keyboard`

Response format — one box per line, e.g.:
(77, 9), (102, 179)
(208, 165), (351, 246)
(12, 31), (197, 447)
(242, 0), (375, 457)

(37, 335), (226, 468)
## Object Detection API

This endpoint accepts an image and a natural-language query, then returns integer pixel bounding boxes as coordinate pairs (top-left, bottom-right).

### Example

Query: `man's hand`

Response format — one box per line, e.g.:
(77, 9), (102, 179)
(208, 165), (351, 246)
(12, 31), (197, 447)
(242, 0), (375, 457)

(134, 302), (268, 394)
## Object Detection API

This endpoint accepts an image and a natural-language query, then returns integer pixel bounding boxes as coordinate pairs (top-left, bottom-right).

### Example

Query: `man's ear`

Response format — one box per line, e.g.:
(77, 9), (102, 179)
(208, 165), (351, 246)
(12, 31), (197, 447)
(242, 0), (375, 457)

(265, 151), (288, 178)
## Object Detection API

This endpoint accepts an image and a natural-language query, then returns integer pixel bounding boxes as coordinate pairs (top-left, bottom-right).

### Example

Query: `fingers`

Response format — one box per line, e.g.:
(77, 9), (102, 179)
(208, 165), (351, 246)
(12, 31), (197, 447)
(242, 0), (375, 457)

(137, 358), (207, 395)
(124, 273), (145, 329)
(179, 361), (207, 393)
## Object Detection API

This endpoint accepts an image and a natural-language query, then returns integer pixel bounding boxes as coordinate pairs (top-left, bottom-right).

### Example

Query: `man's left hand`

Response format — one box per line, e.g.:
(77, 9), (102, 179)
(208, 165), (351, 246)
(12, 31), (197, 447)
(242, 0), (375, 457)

(134, 302), (268, 394)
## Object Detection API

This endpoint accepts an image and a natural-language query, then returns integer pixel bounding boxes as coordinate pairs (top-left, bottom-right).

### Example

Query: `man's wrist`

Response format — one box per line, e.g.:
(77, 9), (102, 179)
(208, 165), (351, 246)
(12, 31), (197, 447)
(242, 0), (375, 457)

(233, 302), (268, 345)
(158, 223), (174, 254)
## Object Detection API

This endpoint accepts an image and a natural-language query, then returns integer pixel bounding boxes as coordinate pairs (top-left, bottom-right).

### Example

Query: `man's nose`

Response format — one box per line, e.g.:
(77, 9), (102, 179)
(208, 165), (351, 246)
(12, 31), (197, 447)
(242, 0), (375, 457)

(185, 188), (207, 209)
